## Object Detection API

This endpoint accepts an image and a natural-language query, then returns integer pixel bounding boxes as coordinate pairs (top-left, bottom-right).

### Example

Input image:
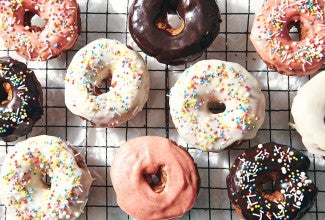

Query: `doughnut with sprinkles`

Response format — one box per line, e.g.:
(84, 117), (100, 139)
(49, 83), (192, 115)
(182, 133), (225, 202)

(227, 142), (318, 220)
(0, 135), (93, 220)
(0, 57), (43, 142)
(169, 60), (265, 152)
(65, 39), (150, 127)
(0, 0), (80, 61)
(250, 0), (325, 76)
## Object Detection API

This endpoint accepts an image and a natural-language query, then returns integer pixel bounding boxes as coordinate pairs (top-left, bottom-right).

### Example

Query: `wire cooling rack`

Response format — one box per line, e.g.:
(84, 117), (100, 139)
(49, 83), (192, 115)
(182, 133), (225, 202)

(0, 0), (325, 219)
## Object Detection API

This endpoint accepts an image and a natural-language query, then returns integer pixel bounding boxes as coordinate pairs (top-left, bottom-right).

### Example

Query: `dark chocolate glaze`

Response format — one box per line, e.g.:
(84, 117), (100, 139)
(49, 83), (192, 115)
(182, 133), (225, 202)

(0, 57), (43, 142)
(129, 0), (221, 65)
(226, 143), (317, 220)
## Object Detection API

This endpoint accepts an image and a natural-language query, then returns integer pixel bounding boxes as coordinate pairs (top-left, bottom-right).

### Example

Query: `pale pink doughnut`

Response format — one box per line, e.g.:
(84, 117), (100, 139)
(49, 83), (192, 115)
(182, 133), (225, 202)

(110, 136), (200, 220)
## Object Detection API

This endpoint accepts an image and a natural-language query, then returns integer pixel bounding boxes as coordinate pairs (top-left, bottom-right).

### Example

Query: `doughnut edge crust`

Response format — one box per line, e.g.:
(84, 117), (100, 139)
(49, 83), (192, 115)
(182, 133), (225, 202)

(169, 59), (266, 152)
(226, 142), (318, 220)
(0, 135), (93, 220)
(110, 136), (199, 220)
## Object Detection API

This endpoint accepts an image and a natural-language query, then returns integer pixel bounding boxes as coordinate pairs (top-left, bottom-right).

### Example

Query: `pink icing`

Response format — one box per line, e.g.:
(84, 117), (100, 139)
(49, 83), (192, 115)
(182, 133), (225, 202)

(250, 0), (325, 76)
(110, 136), (199, 220)
(0, 0), (80, 61)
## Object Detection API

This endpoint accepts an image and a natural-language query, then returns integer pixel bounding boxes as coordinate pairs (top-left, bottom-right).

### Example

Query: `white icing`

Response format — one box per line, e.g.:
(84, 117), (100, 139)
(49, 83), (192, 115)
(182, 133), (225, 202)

(291, 71), (325, 156)
(0, 135), (93, 220)
(65, 38), (150, 127)
(169, 60), (265, 152)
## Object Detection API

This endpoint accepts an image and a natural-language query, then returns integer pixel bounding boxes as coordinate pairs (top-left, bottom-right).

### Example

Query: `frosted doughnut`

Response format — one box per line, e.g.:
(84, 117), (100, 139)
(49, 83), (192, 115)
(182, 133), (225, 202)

(110, 136), (199, 220)
(0, 0), (80, 61)
(250, 0), (325, 76)
(291, 71), (325, 156)
(227, 142), (317, 220)
(0, 135), (93, 220)
(65, 39), (150, 127)
(169, 60), (266, 152)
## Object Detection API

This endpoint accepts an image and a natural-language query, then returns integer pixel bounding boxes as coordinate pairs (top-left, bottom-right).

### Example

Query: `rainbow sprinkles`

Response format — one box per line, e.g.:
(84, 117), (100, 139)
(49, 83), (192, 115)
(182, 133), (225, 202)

(250, 0), (325, 76)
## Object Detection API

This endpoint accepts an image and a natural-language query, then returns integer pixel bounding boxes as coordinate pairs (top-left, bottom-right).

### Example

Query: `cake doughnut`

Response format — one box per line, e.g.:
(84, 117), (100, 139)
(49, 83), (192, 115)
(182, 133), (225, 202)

(169, 60), (265, 152)
(110, 136), (200, 220)
(0, 57), (43, 142)
(227, 142), (318, 220)
(250, 0), (325, 76)
(0, 0), (80, 61)
(129, 0), (221, 65)
(291, 71), (325, 156)
(65, 38), (150, 127)
(0, 135), (93, 219)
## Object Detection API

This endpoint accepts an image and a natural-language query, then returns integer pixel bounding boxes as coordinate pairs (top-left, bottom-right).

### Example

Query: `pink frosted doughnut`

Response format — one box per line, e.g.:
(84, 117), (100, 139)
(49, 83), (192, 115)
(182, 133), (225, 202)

(0, 0), (80, 61)
(250, 0), (325, 76)
(110, 136), (199, 220)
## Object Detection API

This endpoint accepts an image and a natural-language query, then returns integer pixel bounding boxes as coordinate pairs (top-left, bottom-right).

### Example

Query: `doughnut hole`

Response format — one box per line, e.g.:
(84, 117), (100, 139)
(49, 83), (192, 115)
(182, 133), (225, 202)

(143, 166), (167, 193)
(42, 173), (51, 188)
(258, 173), (285, 203)
(24, 11), (47, 32)
(207, 101), (226, 114)
(93, 74), (114, 95)
(288, 20), (301, 42)
(0, 82), (13, 105)
(155, 11), (185, 36)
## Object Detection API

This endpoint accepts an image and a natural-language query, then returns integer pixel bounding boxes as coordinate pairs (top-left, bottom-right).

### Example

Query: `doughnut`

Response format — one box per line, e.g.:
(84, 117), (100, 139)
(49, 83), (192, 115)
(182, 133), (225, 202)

(250, 0), (325, 76)
(129, 0), (221, 65)
(226, 142), (318, 220)
(0, 57), (43, 142)
(110, 136), (199, 220)
(0, 135), (93, 219)
(291, 71), (325, 156)
(65, 38), (150, 127)
(0, 0), (80, 61)
(169, 60), (266, 152)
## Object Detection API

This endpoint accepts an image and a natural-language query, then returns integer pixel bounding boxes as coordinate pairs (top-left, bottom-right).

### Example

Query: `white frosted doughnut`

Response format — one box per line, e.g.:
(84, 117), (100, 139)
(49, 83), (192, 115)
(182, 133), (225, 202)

(291, 71), (325, 156)
(169, 60), (265, 152)
(0, 135), (93, 220)
(65, 38), (150, 127)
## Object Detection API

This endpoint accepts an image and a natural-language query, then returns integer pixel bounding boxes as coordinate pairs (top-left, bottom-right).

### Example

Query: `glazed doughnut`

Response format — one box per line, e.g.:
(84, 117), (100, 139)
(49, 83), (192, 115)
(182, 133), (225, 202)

(110, 136), (199, 220)
(250, 0), (325, 76)
(0, 57), (43, 142)
(129, 0), (221, 65)
(226, 142), (317, 220)
(65, 38), (150, 127)
(0, 135), (93, 219)
(0, 0), (80, 61)
(169, 60), (265, 152)
(291, 71), (325, 156)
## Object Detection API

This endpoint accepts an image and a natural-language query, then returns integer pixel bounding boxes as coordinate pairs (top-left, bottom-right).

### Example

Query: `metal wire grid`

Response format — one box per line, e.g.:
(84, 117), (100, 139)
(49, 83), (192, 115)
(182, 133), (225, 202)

(0, 0), (324, 219)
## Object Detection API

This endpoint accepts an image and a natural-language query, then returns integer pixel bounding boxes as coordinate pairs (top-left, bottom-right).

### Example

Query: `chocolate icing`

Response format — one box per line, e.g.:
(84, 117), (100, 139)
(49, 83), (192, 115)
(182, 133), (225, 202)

(129, 0), (221, 65)
(226, 143), (317, 220)
(0, 57), (43, 142)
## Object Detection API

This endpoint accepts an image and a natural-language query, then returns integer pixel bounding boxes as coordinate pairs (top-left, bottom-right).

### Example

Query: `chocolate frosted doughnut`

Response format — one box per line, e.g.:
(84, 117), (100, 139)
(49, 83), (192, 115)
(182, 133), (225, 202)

(0, 57), (43, 142)
(227, 143), (317, 220)
(129, 0), (221, 65)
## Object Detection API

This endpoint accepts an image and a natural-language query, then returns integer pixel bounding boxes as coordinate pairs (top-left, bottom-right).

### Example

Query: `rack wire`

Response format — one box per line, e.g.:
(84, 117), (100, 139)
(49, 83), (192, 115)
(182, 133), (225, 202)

(0, 0), (325, 219)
